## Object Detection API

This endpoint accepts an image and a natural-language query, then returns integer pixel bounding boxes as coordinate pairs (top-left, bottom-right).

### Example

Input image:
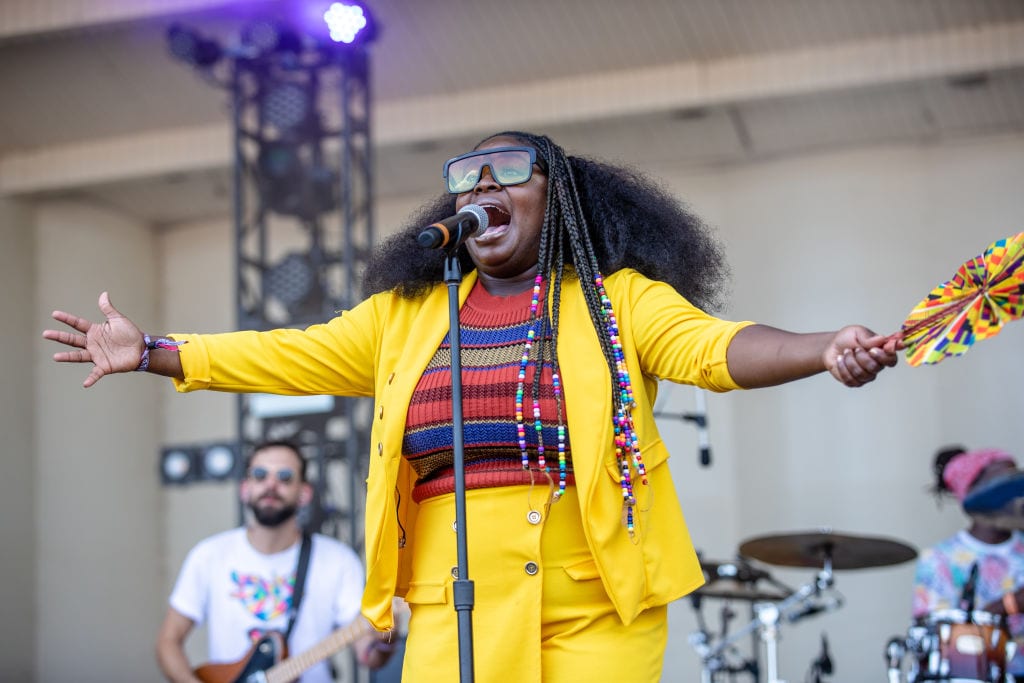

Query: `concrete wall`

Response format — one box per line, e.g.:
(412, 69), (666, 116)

(0, 197), (36, 681)
(33, 201), (165, 682)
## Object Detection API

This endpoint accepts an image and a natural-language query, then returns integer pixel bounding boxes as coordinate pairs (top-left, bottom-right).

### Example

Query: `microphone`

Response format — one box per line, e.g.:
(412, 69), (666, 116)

(417, 204), (488, 250)
(960, 561), (980, 614)
(694, 388), (711, 467)
(817, 633), (833, 675)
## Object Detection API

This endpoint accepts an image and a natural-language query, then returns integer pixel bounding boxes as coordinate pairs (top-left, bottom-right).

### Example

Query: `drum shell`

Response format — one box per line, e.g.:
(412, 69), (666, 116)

(904, 609), (1015, 682)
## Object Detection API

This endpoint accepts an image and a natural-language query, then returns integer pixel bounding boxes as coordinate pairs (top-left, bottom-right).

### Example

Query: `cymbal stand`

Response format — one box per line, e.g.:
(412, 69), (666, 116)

(688, 594), (758, 682)
(704, 556), (840, 683)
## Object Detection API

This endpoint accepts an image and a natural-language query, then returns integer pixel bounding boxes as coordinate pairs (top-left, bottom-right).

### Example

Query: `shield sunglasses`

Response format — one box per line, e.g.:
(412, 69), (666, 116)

(442, 146), (545, 194)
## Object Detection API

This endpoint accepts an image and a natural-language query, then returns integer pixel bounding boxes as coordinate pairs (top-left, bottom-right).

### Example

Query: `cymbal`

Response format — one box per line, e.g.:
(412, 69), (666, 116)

(694, 581), (792, 602)
(964, 472), (1024, 514)
(738, 530), (917, 570)
(694, 560), (792, 602)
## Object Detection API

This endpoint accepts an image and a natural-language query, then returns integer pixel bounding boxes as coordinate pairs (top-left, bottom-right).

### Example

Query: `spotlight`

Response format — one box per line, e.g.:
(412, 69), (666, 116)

(258, 141), (304, 215)
(262, 81), (312, 132)
(166, 24), (223, 68)
(160, 448), (196, 485)
(322, 2), (375, 44)
(241, 19), (303, 56)
(202, 444), (240, 481)
(159, 442), (242, 485)
(257, 142), (338, 218)
(265, 252), (317, 307)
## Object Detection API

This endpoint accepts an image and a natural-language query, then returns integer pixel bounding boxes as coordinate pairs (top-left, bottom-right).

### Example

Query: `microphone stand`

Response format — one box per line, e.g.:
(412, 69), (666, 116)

(443, 246), (475, 682)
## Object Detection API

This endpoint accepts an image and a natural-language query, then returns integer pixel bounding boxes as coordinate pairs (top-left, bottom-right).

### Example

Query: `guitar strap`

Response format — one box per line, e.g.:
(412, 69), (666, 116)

(285, 532), (313, 643)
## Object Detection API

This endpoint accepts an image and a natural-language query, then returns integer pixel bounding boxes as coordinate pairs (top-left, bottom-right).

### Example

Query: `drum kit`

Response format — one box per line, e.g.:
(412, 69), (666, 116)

(689, 474), (1024, 682)
(689, 528), (918, 683)
(882, 472), (1024, 683)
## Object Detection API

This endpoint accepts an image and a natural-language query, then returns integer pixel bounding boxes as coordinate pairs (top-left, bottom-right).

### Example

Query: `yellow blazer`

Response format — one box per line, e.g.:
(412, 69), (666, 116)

(173, 268), (752, 630)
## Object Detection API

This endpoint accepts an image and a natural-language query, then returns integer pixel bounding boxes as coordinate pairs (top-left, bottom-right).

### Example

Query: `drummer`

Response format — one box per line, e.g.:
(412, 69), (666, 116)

(912, 446), (1024, 674)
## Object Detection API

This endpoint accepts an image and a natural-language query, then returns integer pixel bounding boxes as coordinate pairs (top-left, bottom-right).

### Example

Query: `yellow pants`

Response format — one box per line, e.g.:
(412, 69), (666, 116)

(401, 482), (668, 682)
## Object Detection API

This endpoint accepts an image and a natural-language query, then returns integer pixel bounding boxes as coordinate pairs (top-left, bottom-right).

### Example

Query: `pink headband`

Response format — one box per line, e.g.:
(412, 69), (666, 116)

(943, 448), (1016, 502)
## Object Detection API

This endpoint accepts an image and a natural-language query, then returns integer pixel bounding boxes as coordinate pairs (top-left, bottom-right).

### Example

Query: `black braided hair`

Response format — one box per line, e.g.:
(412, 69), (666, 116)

(362, 131), (731, 312)
(931, 444), (968, 497)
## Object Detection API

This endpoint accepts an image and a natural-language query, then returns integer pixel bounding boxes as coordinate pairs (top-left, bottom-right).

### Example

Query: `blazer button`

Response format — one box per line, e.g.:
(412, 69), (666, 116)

(524, 561), (539, 576)
(451, 566), (460, 579)
(526, 510), (542, 525)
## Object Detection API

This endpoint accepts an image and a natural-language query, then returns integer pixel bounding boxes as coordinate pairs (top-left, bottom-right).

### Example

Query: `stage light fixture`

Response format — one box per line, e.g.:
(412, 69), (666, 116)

(257, 141), (339, 218)
(241, 19), (303, 56)
(263, 81), (312, 132)
(202, 444), (241, 481)
(257, 141), (304, 215)
(323, 2), (372, 44)
(166, 24), (223, 68)
(160, 448), (196, 485)
(265, 252), (317, 307)
(159, 442), (242, 486)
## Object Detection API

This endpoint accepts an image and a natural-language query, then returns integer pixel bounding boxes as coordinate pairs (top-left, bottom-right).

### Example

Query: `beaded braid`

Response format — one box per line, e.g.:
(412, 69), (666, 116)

(498, 131), (647, 532)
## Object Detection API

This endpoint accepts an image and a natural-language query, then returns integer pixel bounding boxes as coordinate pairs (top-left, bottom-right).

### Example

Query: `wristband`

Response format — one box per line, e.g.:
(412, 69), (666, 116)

(1004, 591), (1020, 616)
(135, 335), (186, 372)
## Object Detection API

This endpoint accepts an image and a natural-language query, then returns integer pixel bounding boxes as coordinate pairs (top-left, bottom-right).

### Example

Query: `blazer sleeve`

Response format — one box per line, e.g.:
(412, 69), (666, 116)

(170, 293), (389, 397)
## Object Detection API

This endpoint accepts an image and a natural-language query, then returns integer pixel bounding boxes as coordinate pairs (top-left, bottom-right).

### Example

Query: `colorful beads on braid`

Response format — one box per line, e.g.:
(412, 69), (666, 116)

(493, 130), (646, 529)
(513, 273), (570, 501)
(593, 273), (646, 533)
(552, 368), (566, 500)
(516, 274), (545, 471)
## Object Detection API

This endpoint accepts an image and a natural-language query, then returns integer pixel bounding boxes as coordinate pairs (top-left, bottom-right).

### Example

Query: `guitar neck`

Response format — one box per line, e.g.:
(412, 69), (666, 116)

(265, 619), (372, 683)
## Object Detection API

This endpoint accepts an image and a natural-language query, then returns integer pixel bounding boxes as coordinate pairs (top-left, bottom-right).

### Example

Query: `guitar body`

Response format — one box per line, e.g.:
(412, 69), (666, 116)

(193, 619), (374, 683)
(194, 632), (287, 683)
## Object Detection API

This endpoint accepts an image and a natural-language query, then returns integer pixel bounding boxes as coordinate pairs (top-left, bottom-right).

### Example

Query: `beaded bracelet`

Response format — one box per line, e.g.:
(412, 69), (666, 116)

(135, 335), (186, 372)
(1004, 591), (1020, 616)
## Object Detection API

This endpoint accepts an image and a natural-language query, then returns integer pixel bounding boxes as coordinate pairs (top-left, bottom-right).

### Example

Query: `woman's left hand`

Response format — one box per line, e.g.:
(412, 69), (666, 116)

(825, 326), (902, 387)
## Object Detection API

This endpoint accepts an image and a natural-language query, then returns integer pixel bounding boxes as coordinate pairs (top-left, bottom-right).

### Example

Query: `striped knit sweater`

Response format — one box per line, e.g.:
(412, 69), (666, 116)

(403, 281), (574, 502)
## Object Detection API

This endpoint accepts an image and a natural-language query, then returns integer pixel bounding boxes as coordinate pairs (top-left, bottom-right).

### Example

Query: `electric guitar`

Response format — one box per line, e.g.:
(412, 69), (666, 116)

(194, 618), (374, 683)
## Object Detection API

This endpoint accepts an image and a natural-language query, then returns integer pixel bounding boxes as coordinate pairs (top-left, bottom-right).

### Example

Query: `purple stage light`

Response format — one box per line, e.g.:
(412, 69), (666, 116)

(323, 2), (368, 44)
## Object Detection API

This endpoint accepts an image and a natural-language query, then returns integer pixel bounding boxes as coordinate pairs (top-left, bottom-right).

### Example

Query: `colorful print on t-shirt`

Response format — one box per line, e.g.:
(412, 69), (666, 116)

(230, 570), (295, 621)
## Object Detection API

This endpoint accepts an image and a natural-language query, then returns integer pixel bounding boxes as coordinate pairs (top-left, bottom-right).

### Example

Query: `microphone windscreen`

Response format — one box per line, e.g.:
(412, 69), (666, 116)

(460, 203), (489, 231)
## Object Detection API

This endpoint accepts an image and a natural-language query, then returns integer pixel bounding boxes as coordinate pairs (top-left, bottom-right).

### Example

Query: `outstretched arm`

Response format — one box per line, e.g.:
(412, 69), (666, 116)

(43, 291), (184, 388)
(726, 324), (900, 389)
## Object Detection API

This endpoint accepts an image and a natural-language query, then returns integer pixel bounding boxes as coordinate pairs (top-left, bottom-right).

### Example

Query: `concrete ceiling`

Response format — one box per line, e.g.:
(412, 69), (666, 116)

(1, 0), (1023, 224)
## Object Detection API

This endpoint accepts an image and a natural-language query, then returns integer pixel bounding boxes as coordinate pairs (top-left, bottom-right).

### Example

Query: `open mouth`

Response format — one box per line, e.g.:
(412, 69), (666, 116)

(482, 205), (511, 229)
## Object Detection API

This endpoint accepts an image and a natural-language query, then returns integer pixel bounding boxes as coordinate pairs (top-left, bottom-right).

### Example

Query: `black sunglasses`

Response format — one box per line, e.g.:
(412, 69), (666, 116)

(442, 146), (545, 194)
(248, 466), (296, 484)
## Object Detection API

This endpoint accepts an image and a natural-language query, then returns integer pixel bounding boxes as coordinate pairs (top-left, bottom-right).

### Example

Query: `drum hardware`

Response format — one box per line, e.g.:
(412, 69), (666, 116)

(884, 609), (1016, 682)
(807, 633), (833, 683)
(688, 557), (790, 682)
(886, 635), (909, 683)
(690, 529), (917, 683)
(695, 559), (794, 603)
(694, 556), (843, 683)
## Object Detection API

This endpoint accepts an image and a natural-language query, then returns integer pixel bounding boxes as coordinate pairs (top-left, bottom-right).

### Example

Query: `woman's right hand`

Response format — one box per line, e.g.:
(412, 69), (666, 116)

(43, 292), (145, 388)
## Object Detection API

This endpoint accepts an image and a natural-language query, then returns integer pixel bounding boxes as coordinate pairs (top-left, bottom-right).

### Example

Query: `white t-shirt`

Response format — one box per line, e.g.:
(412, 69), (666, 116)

(169, 527), (364, 683)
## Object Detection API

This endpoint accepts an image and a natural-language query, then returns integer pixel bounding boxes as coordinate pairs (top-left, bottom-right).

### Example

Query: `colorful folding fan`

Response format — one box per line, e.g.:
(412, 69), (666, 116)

(897, 232), (1024, 366)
